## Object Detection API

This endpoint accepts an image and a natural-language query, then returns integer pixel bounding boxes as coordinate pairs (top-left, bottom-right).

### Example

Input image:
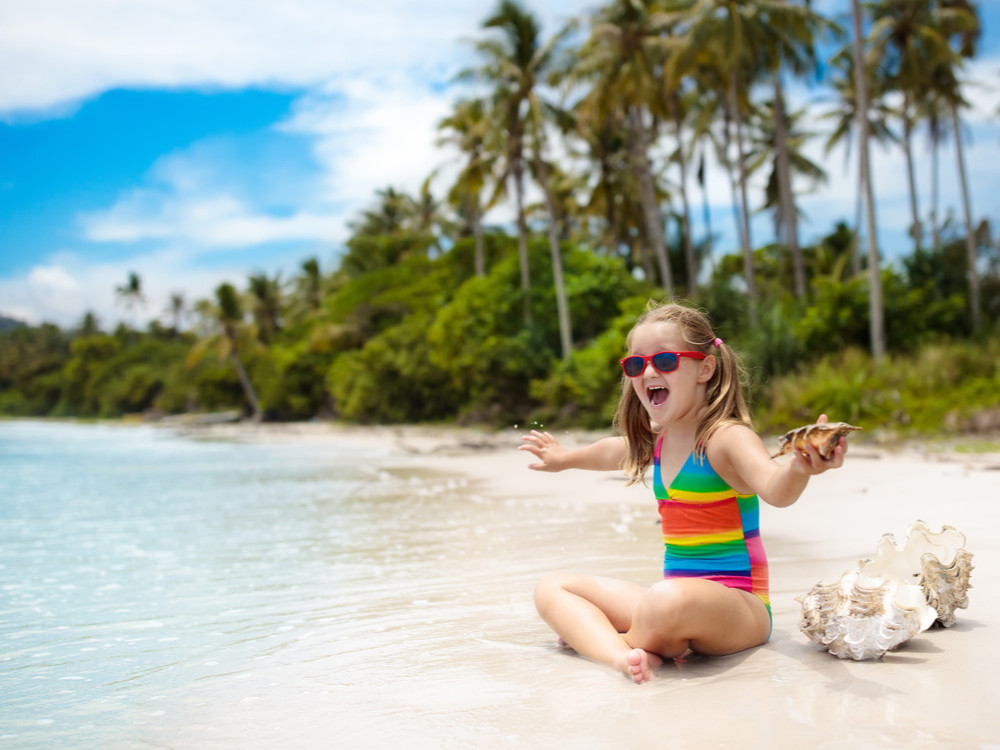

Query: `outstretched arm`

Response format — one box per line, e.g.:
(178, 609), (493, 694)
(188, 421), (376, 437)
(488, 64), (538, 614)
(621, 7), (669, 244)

(710, 415), (848, 508)
(518, 430), (627, 473)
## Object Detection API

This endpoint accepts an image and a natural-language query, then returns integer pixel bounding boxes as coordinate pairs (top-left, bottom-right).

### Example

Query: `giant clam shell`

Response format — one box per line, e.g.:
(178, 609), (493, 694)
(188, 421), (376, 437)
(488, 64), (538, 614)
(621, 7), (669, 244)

(798, 521), (973, 660)
(771, 422), (861, 459)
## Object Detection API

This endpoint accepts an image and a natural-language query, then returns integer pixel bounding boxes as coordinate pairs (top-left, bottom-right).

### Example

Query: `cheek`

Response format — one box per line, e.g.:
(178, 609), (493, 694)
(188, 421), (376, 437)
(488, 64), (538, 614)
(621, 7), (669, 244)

(630, 378), (645, 399)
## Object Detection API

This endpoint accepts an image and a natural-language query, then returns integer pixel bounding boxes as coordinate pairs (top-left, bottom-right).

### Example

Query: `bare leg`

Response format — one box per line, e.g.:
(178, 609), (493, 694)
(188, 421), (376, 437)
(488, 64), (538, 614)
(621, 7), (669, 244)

(625, 578), (772, 658)
(534, 572), (656, 682)
(534, 573), (771, 683)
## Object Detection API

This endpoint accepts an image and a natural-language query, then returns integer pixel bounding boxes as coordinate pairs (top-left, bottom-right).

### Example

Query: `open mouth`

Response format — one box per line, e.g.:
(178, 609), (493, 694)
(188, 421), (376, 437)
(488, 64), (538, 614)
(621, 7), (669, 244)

(648, 386), (668, 407)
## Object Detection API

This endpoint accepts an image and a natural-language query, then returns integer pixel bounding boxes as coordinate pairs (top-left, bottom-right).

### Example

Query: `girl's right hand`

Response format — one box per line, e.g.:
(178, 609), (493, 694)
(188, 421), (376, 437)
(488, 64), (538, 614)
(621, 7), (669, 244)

(518, 430), (568, 472)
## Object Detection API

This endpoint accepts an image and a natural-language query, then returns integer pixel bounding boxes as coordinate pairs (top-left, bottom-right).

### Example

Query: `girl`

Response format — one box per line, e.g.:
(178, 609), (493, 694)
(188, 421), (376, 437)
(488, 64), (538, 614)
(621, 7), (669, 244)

(519, 302), (848, 683)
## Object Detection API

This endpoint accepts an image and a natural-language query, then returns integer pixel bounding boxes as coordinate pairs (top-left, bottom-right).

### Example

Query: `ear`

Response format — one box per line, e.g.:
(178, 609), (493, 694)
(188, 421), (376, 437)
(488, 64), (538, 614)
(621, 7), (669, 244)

(697, 354), (716, 383)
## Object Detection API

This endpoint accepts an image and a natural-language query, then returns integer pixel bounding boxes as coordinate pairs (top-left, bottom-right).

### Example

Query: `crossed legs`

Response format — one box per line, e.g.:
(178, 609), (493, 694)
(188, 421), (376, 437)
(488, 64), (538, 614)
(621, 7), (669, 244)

(534, 572), (772, 683)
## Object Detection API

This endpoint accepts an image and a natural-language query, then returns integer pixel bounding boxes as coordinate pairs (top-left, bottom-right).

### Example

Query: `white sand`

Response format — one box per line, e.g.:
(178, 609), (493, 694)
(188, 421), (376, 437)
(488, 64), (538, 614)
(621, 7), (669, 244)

(175, 421), (1000, 748)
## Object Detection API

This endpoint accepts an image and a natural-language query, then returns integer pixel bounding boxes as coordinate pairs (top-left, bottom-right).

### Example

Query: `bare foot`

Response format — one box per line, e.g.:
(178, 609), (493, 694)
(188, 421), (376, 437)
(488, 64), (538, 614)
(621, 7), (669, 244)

(624, 648), (662, 684)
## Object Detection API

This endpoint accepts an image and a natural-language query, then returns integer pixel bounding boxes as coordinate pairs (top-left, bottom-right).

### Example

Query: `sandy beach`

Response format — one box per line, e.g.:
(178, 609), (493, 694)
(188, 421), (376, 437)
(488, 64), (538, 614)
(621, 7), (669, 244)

(168, 420), (1000, 749)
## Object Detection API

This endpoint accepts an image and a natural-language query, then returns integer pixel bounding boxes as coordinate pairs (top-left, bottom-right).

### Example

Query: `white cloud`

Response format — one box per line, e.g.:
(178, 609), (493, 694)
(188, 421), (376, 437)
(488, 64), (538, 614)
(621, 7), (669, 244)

(0, 0), (590, 115)
(0, 251), (280, 329)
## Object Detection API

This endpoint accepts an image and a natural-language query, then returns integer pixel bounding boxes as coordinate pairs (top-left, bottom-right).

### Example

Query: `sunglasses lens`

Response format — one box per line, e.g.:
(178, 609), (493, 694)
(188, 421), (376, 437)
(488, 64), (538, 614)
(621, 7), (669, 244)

(621, 357), (644, 377)
(651, 352), (680, 372)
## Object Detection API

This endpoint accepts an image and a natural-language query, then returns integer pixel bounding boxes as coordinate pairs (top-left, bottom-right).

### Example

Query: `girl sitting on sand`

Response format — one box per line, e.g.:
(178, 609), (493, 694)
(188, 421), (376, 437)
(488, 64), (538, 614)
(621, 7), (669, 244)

(519, 301), (848, 683)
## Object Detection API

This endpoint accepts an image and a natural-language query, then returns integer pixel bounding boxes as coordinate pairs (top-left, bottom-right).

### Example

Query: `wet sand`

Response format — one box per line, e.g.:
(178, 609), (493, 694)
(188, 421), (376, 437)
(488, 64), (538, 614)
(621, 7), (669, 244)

(172, 422), (1000, 749)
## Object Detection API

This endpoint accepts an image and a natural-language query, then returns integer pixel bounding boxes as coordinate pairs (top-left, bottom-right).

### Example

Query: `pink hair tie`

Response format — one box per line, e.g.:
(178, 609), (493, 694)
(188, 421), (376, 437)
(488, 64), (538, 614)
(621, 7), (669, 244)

(713, 338), (723, 349)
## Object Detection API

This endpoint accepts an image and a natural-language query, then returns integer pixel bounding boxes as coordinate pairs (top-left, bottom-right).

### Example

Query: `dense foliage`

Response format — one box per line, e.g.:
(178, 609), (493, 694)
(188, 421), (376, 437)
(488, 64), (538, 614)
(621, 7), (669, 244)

(2, 224), (998, 437)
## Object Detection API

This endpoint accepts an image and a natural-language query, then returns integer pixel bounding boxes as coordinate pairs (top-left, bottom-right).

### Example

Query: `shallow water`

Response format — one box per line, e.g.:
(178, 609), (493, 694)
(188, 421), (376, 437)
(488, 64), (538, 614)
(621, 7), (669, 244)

(0, 420), (658, 749)
(4, 420), (998, 749)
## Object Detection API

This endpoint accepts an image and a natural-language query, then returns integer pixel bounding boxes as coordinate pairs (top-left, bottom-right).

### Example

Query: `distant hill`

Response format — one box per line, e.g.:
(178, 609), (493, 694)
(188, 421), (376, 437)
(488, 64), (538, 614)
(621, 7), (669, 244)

(0, 316), (27, 333)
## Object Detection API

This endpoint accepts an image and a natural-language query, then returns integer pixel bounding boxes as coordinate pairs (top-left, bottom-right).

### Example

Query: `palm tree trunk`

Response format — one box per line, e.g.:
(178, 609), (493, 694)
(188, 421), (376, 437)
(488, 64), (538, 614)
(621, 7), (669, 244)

(471, 199), (485, 277)
(774, 73), (806, 299)
(672, 104), (697, 297)
(930, 122), (941, 250)
(229, 350), (262, 422)
(852, 0), (885, 360)
(628, 106), (674, 296)
(901, 93), (922, 251)
(951, 103), (981, 332)
(535, 156), (573, 361)
(727, 75), (758, 320)
(698, 151), (713, 259)
(512, 156), (532, 326)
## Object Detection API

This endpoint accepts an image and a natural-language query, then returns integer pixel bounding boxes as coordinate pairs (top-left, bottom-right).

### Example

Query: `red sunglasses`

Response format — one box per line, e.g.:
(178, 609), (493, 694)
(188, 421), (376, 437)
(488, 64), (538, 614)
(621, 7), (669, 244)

(619, 351), (706, 377)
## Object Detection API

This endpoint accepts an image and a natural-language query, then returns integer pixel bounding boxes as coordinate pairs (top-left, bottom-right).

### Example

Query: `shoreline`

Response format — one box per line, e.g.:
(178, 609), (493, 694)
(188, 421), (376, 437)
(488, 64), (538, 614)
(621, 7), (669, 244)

(159, 417), (1000, 471)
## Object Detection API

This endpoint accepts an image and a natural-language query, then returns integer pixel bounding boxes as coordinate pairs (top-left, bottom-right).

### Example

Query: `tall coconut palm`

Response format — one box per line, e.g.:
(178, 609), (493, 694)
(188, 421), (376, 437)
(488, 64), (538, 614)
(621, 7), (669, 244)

(114, 271), (145, 345)
(247, 272), (283, 346)
(755, 0), (838, 299)
(572, 0), (675, 296)
(868, 0), (955, 254)
(166, 292), (185, 336)
(438, 97), (495, 277)
(462, 0), (539, 324)
(188, 282), (262, 422)
(851, 0), (886, 359)
(114, 271), (144, 328)
(667, 0), (777, 319)
(465, 0), (574, 357)
(746, 99), (828, 262)
(933, 0), (982, 331)
(823, 44), (897, 274)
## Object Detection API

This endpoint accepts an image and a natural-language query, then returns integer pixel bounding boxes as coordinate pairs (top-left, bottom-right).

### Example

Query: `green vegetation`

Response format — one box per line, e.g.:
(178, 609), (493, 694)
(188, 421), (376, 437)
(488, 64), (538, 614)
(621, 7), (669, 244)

(2, 0), (998, 442)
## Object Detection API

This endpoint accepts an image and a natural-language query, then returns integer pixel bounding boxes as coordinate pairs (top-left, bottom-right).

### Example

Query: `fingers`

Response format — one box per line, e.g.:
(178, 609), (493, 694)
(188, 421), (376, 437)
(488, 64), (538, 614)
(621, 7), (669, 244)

(518, 430), (559, 471)
(793, 438), (845, 474)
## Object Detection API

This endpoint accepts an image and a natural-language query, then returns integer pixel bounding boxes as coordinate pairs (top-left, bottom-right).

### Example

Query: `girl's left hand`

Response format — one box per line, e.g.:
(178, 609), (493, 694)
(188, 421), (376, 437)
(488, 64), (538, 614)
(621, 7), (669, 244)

(790, 413), (847, 475)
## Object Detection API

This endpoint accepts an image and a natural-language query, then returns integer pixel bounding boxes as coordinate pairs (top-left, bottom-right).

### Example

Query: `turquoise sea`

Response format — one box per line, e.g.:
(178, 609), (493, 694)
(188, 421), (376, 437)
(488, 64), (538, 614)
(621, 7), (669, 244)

(2, 420), (640, 749)
(0, 421), (407, 747)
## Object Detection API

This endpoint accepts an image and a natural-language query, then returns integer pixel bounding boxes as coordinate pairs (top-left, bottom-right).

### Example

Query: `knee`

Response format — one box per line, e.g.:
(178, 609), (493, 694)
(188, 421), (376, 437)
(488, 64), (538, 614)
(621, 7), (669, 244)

(533, 571), (571, 616)
(639, 580), (697, 628)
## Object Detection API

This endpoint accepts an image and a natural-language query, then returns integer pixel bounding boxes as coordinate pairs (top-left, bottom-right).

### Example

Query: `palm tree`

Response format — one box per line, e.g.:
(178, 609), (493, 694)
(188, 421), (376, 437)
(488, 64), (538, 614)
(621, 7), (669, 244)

(933, 0), (982, 331)
(114, 271), (145, 344)
(822, 46), (897, 274)
(438, 97), (495, 277)
(188, 282), (262, 421)
(167, 292), (186, 336)
(247, 273), (283, 346)
(466, 0), (574, 358)
(756, 0), (838, 299)
(868, 0), (953, 254)
(295, 257), (323, 317)
(851, 0), (886, 359)
(668, 0), (777, 319)
(746, 99), (828, 265)
(573, 0), (674, 296)
(462, 0), (540, 324)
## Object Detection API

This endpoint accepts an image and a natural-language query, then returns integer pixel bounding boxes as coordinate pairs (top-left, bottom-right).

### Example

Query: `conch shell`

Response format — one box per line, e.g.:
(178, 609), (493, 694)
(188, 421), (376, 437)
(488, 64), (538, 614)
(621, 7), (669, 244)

(798, 521), (973, 660)
(771, 422), (861, 459)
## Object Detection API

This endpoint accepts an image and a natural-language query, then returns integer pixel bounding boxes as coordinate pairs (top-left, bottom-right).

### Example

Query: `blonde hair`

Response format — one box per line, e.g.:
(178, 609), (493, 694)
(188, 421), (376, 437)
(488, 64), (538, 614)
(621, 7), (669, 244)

(612, 301), (752, 483)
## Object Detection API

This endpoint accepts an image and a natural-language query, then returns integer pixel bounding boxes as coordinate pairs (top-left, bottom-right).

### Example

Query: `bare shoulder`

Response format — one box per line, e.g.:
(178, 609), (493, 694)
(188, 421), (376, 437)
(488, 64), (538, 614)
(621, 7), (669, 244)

(705, 422), (772, 494)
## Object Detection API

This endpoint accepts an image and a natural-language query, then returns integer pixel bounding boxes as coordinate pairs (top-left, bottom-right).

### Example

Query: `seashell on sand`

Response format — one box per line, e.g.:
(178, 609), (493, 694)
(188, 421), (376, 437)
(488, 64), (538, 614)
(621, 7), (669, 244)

(771, 422), (861, 459)
(798, 521), (973, 660)
(861, 521), (974, 628)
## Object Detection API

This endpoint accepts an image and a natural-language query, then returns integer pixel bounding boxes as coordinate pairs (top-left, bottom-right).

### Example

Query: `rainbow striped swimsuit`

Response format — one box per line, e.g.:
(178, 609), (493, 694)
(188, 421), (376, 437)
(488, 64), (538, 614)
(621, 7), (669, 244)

(653, 436), (770, 613)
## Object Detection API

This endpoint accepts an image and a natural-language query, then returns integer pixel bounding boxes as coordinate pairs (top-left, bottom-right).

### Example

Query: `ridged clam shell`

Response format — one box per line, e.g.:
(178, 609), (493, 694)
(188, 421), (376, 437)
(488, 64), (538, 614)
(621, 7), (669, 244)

(771, 422), (862, 459)
(861, 521), (974, 628)
(798, 521), (973, 660)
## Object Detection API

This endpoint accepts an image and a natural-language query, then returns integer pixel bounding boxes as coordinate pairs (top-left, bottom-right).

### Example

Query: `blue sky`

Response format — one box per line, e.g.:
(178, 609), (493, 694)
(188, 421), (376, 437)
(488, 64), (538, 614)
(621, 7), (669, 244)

(1, 0), (998, 329)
